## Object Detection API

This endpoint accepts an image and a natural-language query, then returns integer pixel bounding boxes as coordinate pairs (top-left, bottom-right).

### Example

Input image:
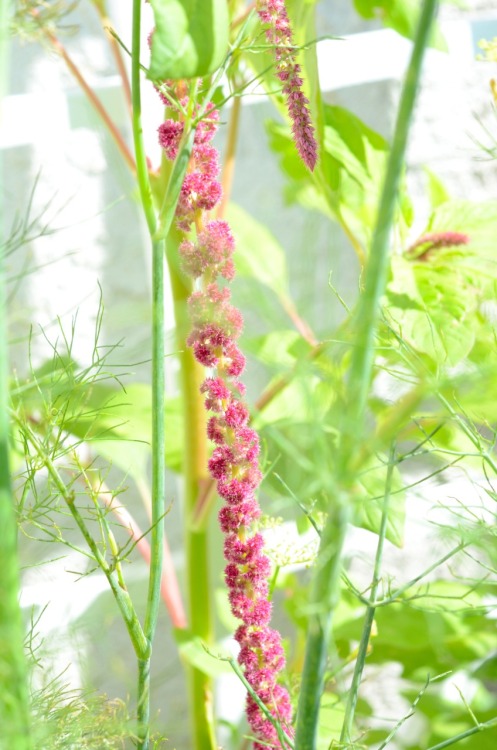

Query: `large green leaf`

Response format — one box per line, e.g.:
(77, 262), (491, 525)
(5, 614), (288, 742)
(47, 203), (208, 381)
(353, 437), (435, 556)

(243, 330), (310, 370)
(370, 594), (497, 677)
(386, 200), (497, 367)
(227, 203), (290, 297)
(148, 0), (229, 80)
(267, 105), (413, 250)
(353, 0), (447, 49)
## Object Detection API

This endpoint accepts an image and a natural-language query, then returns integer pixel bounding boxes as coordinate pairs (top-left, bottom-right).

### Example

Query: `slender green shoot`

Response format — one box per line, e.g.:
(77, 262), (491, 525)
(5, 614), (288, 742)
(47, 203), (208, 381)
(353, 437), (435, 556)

(131, 2), (166, 747)
(339, 446), (395, 744)
(12, 419), (149, 660)
(426, 717), (497, 750)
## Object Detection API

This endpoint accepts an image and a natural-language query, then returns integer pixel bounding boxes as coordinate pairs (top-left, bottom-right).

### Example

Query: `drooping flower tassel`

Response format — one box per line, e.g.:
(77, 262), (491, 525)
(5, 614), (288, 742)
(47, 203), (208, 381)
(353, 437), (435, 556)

(158, 94), (294, 747)
(256, 0), (318, 171)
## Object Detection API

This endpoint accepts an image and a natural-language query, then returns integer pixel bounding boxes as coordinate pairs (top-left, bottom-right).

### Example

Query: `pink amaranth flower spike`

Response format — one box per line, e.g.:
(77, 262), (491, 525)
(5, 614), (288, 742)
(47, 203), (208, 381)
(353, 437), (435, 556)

(256, 0), (318, 171)
(406, 230), (470, 260)
(157, 88), (294, 746)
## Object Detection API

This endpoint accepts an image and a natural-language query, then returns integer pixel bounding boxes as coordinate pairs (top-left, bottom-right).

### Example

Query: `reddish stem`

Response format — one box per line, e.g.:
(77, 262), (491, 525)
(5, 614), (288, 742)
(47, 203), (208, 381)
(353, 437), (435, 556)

(98, 12), (133, 119)
(216, 95), (242, 220)
(101, 478), (187, 630)
(41, 22), (136, 172)
(231, 2), (256, 29)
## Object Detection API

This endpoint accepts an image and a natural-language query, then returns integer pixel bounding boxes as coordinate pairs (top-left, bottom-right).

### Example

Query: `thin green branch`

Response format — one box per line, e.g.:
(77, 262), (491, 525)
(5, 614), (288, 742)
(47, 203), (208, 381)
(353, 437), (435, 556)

(224, 656), (294, 749)
(339, 445), (395, 745)
(14, 420), (149, 660)
(426, 717), (497, 750)
(131, 3), (166, 748)
(131, 0), (156, 237)
(374, 542), (467, 607)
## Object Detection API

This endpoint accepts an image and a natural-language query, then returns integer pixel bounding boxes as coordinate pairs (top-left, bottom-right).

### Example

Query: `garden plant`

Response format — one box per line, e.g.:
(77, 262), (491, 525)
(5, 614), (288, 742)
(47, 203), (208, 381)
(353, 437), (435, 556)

(3, 0), (497, 749)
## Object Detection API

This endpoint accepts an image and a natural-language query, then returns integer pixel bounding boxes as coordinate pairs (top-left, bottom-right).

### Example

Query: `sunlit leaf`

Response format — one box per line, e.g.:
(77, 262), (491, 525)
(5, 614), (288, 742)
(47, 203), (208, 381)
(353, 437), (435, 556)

(353, 0), (447, 49)
(148, 0), (229, 80)
(227, 203), (289, 297)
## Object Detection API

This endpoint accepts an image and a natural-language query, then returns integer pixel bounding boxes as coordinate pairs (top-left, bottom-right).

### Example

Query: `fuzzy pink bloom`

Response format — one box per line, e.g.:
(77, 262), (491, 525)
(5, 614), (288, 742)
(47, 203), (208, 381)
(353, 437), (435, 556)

(188, 285), (243, 340)
(218, 500), (261, 533)
(257, 0), (318, 170)
(200, 377), (231, 411)
(229, 590), (272, 626)
(406, 230), (470, 259)
(217, 477), (256, 503)
(157, 89), (293, 747)
(158, 120), (184, 160)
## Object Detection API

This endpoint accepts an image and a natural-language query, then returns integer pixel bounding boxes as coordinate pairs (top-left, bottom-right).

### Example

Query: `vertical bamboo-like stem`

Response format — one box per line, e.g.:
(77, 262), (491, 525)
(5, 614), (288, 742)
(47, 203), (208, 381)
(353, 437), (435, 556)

(0, 4), (32, 745)
(295, 2), (438, 748)
(167, 253), (217, 750)
(131, 3), (165, 748)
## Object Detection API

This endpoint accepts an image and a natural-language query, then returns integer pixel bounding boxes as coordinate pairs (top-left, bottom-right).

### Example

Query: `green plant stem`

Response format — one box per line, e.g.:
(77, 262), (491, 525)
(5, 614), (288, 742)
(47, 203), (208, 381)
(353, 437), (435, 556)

(344, 0), (438, 457)
(294, 501), (349, 750)
(144, 238), (166, 644)
(339, 446), (395, 745)
(426, 717), (497, 750)
(0, 5), (32, 743)
(216, 94), (242, 220)
(375, 541), (466, 607)
(294, 3), (438, 748)
(168, 253), (216, 750)
(131, 0), (156, 237)
(226, 657), (294, 749)
(131, 3), (166, 748)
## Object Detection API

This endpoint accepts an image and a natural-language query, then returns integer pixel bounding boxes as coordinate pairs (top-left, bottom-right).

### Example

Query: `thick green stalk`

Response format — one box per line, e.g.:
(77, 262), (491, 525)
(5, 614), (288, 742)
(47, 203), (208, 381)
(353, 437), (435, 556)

(131, 4), (166, 748)
(168, 254), (216, 750)
(339, 448), (395, 744)
(294, 3), (438, 748)
(294, 502), (349, 749)
(343, 0), (439, 457)
(0, 4), (32, 745)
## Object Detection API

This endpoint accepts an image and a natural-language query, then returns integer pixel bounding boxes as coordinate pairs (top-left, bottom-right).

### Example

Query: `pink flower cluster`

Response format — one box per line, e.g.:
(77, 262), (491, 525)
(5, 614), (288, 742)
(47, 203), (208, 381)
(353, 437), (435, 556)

(256, 0), (318, 171)
(158, 92), (293, 747)
(406, 231), (469, 260)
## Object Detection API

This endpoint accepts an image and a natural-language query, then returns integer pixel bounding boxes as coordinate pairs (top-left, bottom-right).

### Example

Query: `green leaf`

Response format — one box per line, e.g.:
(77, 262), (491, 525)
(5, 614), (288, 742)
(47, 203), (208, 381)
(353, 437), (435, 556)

(148, 0), (229, 80)
(387, 200), (497, 367)
(266, 105), (403, 249)
(252, 375), (334, 429)
(243, 330), (308, 369)
(227, 203), (289, 297)
(371, 598), (497, 678)
(424, 166), (451, 208)
(175, 630), (231, 677)
(353, 455), (405, 547)
(387, 256), (477, 366)
(353, 0), (447, 50)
